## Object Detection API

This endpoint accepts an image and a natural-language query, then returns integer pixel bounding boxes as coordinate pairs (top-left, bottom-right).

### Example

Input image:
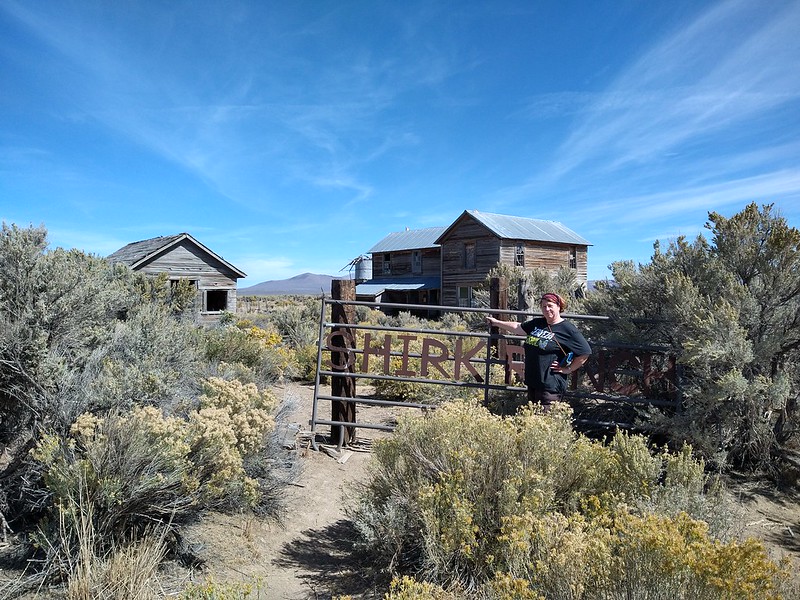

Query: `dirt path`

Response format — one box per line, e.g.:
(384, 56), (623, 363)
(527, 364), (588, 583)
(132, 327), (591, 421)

(726, 475), (800, 563)
(184, 382), (392, 600)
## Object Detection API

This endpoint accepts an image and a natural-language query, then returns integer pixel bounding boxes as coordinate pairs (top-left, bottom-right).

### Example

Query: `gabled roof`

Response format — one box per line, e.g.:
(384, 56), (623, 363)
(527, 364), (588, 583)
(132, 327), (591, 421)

(369, 226), (446, 253)
(107, 233), (247, 278)
(435, 210), (591, 246)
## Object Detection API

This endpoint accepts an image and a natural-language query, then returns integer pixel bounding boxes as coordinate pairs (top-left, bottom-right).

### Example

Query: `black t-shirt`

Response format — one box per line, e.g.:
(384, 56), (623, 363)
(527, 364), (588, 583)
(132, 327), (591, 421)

(521, 317), (592, 394)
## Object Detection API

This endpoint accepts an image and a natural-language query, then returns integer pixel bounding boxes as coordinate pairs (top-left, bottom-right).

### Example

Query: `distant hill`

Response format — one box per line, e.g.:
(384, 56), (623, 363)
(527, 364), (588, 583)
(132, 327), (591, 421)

(238, 272), (338, 296)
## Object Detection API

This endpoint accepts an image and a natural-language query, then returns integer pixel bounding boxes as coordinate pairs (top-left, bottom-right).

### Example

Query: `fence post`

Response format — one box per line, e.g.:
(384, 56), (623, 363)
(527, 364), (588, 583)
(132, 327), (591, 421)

(489, 277), (510, 383)
(330, 280), (357, 447)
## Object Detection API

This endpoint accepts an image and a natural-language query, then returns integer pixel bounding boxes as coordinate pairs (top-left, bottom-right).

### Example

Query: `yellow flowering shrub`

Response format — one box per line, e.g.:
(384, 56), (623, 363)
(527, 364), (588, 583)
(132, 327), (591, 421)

(487, 573), (544, 600)
(31, 376), (279, 559)
(383, 576), (457, 599)
(235, 318), (282, 348)
(495, 509), (614, 597)
(187, 377), (276, 504)
(352, 399), (797, 598)
(189, 406), (245, 499)
(69, 412), (100, 440)
(199, 377), (276, 454)
(606, 510), (795, 599)
(418, 470), (478, 564)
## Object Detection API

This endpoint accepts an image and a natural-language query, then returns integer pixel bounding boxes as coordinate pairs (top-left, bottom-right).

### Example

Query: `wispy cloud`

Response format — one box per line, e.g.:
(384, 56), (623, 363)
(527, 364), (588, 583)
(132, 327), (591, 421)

(639, 225), (708, 244)
(486, 0), (800, 255)
(574, 169), (800, 227)
(4, 0), (798, 283)
(1, 2), (437, 212)
(547, 0), (800, 181)
(520, 0), (800, 179)
(44, 226), (129, 256)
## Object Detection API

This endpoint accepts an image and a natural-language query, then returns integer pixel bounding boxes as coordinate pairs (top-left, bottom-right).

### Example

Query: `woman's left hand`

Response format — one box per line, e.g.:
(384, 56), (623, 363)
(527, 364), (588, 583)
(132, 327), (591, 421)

(550, 360), (568, 374)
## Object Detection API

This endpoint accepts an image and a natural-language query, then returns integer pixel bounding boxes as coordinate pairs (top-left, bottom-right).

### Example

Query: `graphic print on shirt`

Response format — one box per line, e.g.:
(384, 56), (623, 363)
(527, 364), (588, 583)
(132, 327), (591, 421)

(525, 326), (556, 350)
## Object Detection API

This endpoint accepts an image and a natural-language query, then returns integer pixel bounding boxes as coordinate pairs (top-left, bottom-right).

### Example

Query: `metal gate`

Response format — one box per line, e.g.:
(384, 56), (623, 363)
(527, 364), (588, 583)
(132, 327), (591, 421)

(310, 297), (680, 449)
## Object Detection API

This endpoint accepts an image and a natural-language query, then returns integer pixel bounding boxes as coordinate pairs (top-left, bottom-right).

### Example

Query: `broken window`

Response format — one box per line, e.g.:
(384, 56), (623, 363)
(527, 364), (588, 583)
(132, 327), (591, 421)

(412, 250), (422, 274)
(515, 243), (524, 267)
(383, 253), (392, 275)
(206, 289), (228, 312)
(464, 243), (476, 269)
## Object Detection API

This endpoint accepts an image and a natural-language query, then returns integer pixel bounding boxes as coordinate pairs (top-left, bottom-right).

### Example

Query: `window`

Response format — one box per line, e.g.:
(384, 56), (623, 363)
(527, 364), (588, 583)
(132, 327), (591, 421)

(464, 242), (476, 269)
(569, 246), (577, 269)
(205, 289), (228, 312)
(412, 250), (422, 274)
(515, 243), (525, 267)
(170, 278), (198, 306)
(170, 278), (198, 291)
(382, 253), (392, 275)
(458, 286), (473, 307)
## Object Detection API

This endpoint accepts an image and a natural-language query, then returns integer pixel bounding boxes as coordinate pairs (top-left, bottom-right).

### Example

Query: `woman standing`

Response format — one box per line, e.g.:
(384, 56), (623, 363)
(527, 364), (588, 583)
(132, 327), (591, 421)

(486, 292), (592, 409)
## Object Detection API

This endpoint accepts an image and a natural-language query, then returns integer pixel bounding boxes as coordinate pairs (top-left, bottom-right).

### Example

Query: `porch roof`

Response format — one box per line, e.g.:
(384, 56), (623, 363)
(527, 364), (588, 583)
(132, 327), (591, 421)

(356, 276), (440, 296)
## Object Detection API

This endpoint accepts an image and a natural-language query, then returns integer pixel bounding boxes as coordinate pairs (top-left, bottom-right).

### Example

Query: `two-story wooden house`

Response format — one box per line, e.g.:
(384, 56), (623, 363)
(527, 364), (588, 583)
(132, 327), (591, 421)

(108, 233), (246, 324)
(356, 210), (590, 309)
(437, 210), (591, 306)
(355, 226), (445, 307)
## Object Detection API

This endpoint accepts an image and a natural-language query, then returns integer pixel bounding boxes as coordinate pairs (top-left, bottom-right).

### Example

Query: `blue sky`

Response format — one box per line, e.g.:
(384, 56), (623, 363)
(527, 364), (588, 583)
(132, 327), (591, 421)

(1, 0), (799, 284)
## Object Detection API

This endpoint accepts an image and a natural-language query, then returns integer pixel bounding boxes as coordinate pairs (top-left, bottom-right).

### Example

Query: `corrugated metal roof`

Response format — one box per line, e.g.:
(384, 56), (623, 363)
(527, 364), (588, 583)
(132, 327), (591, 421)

(459, 210), (591, 245)
(368, 226), (446, 253)
(356, 276), (440, 296)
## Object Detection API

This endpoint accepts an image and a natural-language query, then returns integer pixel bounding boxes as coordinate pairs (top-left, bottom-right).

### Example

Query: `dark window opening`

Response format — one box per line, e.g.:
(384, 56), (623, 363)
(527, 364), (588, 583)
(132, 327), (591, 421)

(170, 278), (198, 291)
(464, 243), (476, 269)
(515, 244), (524, 267)
(206, 290), (228, 312)
(458, 286), (473, 307)
(383, 253), (392, 274)
(569, 247), (577, 269)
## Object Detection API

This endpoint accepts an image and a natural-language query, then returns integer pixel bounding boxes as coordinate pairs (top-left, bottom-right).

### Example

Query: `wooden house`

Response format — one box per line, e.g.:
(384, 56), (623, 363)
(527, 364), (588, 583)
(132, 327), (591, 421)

(355, 226), (445, 310)
(435, 210), (591, 306)
(107, 233), (246, 324)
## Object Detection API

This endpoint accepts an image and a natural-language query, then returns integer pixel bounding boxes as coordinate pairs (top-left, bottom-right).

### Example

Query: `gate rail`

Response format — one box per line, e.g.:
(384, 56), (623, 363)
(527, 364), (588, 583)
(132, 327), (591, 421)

(311, 297), (680, 449)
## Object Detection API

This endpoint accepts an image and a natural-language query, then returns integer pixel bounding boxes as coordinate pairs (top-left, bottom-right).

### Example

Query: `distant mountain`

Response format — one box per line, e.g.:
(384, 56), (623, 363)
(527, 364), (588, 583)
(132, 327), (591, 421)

(238, 272), (338, 296)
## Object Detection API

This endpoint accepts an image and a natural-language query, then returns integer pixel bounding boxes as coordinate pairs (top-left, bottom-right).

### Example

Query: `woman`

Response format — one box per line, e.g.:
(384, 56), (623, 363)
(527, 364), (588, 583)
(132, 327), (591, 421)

(486, 292), (591, 409)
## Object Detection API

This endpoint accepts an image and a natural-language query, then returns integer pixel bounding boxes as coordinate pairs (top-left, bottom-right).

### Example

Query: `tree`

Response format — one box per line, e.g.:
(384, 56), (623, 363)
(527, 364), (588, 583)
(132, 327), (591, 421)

(0, 223), (204, 531)
(584, 203), (800, 473)
(476, 264), (587, 313)
(0, 224), (133, 527)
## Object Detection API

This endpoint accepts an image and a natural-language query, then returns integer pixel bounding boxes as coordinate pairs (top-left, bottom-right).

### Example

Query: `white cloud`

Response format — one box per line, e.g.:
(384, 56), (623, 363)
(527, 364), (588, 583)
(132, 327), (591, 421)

(547, 0), (800, 181)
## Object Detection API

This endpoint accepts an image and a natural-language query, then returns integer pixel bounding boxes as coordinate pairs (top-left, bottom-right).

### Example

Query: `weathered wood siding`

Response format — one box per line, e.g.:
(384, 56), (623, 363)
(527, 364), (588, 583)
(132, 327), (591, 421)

(440, 218), (500, 305)
(498, 240), (588, 281)
(136, 240), (239, 319)
(372, 247), (440, 278)
(440, 216), (589, 306)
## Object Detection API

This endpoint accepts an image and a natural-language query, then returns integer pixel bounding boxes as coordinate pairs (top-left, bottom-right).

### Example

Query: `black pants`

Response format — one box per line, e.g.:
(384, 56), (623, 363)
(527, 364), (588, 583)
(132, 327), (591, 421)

(528, 387), (562, 406)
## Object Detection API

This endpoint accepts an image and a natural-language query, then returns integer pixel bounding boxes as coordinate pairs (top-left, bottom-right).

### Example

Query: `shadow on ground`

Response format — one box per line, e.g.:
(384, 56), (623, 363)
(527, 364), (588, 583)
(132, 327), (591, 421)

(727, 472), (800, 557)
(273, 518), (391, 599)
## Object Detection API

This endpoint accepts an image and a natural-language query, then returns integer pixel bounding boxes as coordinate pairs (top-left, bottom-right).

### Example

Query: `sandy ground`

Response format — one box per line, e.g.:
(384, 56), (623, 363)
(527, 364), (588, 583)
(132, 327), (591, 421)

(179, 382), (396, 600)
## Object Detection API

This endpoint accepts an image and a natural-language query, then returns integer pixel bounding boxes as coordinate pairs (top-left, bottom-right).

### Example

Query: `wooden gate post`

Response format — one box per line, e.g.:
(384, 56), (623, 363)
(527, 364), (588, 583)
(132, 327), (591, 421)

(489, 277), (510, 382)
(330, 280), (357, 446)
